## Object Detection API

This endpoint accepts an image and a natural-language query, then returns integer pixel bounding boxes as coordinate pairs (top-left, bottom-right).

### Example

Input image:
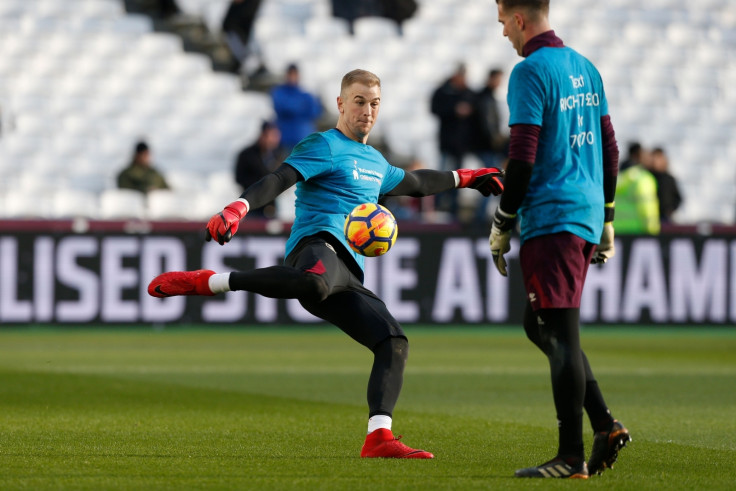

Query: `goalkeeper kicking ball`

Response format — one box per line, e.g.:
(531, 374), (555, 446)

(344, 203), (398, 257)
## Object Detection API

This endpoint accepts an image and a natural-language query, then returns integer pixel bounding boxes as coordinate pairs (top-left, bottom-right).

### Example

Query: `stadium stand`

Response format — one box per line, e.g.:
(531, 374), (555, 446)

(51, 189), (100, 219)
(98, 188), (147, 219)
(0, 0), (735, 224)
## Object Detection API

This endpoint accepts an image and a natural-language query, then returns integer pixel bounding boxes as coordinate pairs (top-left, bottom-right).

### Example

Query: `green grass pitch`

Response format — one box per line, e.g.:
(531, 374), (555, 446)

(1, 326), (735, 490)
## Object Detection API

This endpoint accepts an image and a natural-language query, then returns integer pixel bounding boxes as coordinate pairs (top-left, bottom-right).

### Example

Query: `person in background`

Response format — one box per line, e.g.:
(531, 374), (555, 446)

(476, 68), (510, 167)
(234, 121), (283, 219)
(379, 0), (418, 32)
(648, 147), (682, 224)
(615, 152), (660, 234)
(156, 0), (180, 18)
(474, 67), (510, 225)
(619, 141), (643, 172)
(117, 141), (170, 194)
(222, 0), (264, 75)
(331, 0), (416, 33)
(271, 64), (323, 153)
(331, 0), (382, 33)
(430, 63), (479, 217)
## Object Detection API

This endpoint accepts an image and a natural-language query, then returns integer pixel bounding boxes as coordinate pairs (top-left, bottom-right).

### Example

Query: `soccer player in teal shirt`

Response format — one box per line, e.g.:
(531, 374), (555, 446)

(149, 69), (504, 459)
(489, 0), (630, 479)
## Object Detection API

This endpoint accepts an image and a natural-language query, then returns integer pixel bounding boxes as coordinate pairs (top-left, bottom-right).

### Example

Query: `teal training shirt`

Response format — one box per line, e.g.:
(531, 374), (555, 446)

(508, 46), (608, 244)
(284, 129), (405, 272)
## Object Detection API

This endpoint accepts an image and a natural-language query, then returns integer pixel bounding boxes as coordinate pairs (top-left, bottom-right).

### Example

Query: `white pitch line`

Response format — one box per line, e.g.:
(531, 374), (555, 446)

(8, 365), (736, 376)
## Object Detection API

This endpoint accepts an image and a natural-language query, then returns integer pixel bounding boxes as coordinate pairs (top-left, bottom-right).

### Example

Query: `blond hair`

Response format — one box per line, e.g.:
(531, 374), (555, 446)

(340, 69), (381, 95)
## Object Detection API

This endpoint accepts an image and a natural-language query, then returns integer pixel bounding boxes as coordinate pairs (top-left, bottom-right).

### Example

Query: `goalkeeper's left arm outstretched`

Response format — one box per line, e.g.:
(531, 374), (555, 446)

(386, 167), (504, 198)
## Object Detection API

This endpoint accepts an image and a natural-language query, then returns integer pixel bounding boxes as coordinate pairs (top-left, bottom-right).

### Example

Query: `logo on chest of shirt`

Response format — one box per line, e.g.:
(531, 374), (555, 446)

(352, 160), (384, 185)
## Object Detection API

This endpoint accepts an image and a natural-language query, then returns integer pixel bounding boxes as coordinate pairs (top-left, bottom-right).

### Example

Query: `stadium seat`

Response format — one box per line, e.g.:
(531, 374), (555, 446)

(165, 170), (206, 194)
(254, 16), (302, 45)
(13, 114), (58, 137)
(51, 189), (99, 219)
(402, 18), (444, 42)
(112, 15), (155, 34)
(98, 189), (147, 220)
(304, 16), (350, 41)
(146, 189), (194, 220)
(275, 187), (297, 222)
(135, 32), (184, 58)
(191, 191), (220, 221)
(352, 17), (400, 39)
(207, 171), (241, 198)
(1, 189), (52, 218)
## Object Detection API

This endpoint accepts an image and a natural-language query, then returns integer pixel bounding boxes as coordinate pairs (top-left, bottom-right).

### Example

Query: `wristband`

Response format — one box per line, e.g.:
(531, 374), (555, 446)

(493, 208), (517, 232)
(604, 202), (615, 223)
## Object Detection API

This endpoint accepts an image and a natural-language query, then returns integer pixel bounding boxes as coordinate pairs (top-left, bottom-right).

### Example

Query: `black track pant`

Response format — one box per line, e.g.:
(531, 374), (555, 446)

(523, 302), (614, 459)
(228, 235), (407, 417)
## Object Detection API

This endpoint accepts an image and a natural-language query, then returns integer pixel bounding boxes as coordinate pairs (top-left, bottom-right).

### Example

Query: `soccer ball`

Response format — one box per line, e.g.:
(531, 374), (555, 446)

(344, 203), (398, 257)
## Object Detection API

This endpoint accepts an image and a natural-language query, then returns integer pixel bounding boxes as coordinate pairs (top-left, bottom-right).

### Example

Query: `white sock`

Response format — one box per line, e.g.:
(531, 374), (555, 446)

(367, 415), (392, 434)
(208, 273), (231, 294)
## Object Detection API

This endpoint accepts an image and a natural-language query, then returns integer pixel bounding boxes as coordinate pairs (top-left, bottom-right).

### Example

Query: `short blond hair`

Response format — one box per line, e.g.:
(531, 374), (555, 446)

(340, 69), (381, 95)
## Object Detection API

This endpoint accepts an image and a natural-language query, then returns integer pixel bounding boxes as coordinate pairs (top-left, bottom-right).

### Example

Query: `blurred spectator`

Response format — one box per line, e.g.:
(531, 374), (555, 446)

(271, 64), (322, 153)
(648, 147), (683, 223)
(475, 68), (509, 166)
(379, 0), (418, 30)
(614, 154), (660, 235)
(222, 0), (264, 75)
(473, 68), (509, 225)
(619, 141), (643, 172)
(430, 63), (479, 216)
(117, 141), (170, 194)
(234, 121), (283, 219)
(331, 0), (382, 32)
(154, 0), (181, 18)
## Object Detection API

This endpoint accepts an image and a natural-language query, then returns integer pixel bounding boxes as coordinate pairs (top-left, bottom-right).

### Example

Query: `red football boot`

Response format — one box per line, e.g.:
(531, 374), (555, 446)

(360, 429), (434, 459)
(148, 270), (216, 298)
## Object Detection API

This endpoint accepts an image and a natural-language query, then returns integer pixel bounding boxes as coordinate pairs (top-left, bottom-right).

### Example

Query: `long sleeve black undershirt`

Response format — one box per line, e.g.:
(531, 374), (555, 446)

(385, 169), (455, 197)
(500, 116), (619, 216)
(240, 163), (302, 210)
(240, 164), (456, 212)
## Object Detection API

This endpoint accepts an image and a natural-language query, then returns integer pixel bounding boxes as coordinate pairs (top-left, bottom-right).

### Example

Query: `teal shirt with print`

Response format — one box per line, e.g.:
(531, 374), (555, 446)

(508, 46), (609, 244)
(284, 129), (405, 271)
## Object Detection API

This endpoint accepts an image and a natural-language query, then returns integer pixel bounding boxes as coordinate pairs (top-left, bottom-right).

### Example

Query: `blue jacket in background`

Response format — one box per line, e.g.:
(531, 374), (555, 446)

(271, 83), (323, 149)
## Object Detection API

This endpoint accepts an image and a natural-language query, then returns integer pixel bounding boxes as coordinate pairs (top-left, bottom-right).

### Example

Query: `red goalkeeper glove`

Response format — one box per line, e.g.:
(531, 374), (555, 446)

(455, 168), (505, 196)
(205, 198), (249, 245)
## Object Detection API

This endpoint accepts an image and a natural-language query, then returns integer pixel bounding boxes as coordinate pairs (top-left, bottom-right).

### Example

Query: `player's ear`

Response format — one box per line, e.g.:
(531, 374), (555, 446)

(336, 96), (344, 114)
(514, 12), (524, 30)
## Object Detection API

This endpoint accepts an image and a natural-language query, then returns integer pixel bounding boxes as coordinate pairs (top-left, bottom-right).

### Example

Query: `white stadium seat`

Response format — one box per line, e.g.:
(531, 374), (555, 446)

(98, 189), (147, 219)
(146, 189), (194, 220)
(51, 189), (99, 219)
(1, 189), (52, 218)
(352, 17), (400, 39)
(304, 17), (350, 41)
(207, 171), (241, 198)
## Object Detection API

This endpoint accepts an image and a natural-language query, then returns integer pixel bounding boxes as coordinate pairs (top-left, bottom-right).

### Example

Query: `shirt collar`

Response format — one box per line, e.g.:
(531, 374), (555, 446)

(522, 30), (565, 57)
